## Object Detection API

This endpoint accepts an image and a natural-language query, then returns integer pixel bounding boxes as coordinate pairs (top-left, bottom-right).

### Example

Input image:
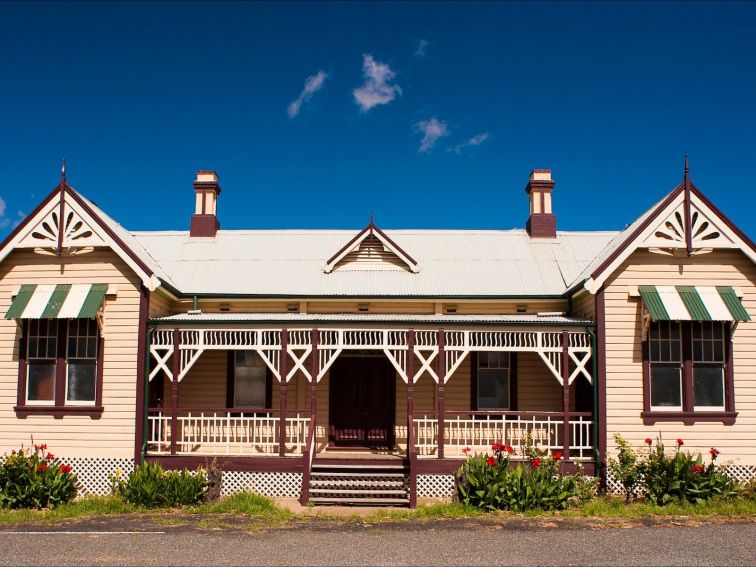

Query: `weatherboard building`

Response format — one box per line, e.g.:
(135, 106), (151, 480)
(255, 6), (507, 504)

(0, 166), (754, 505)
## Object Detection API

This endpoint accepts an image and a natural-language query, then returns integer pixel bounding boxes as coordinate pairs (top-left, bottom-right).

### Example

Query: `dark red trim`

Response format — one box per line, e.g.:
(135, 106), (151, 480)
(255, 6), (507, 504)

(725, 325), (735, 413)
(407, 329), (417, 508)
(95, 330), (105, 409)
(63, 185), (155, 278)
(14, 405), (104, 419)
(170, 328), (180, 455)
(279, 329), (289, 457)
(641, 411), (737, 426)
(133, 285), (150, 464)
(642, 321), (736, 425)
(470, 351), (478, 411)
(683, 160), (693, 256)
(16, 322), (27, 409)
(594, 287), (607, 482)
(225, 351), (234, 408)
(54, 321), (67, 406)
(510, 352), (518, 411)
(436, 329), (445, 460)
(561, 330), (570, 460)
(591, 183), (684, 279)
(56, 184), (65, 256)
(148, 456), (303, 473)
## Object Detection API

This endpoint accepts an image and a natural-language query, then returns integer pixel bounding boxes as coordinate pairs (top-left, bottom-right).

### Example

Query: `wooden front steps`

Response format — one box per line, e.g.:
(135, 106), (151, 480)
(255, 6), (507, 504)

(308, 461), (410, 507)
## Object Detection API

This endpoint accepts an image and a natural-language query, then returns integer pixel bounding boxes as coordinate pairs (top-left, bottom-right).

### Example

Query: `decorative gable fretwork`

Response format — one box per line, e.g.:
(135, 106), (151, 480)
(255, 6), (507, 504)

(149, 327), (593, 386)
(642, 197), (735, 251)
(324, 220), (419, 274)
(24, 202), (106, 252)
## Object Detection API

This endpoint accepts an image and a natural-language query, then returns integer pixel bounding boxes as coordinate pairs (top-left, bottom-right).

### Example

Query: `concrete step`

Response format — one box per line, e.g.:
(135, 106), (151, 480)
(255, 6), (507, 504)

(310, 488), (408, 496)
(309, 497), (410, 506)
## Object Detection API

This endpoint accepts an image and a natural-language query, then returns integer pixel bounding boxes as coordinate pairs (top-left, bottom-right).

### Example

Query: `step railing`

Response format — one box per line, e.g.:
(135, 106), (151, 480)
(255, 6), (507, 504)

(414, 411), (593, 461)
(146, 408), (309, 456)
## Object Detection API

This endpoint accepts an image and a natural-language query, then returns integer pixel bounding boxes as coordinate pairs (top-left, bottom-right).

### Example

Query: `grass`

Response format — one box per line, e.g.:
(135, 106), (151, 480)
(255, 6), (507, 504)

(0, 495), (135, 525)
(0, 492), (753, 527)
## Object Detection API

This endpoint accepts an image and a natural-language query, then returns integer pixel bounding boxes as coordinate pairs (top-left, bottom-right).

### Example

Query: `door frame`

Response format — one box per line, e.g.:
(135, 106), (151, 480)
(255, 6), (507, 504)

(327, 352), (396, 449)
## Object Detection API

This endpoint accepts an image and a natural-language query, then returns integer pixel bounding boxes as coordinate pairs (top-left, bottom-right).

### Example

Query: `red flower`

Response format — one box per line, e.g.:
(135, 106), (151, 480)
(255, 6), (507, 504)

(644, 438), (653, 446)
(486, 456), (496, 467)
(11, 450), (16, 455)
(492, 442), (505, 453)
(552, 451), (563, 461)
(60, 464), (72, 474)
(37, 464), (47, 472)
(505, 445), (515, 454)
(692, 465), (705, 474)
(709, 448), (720, 459)
(676, 439), (684, 446)
(45, 453), (54, 460)
(532, 457), (542, 470)
(33, 444), (39, 451)
(462, 447), (471, 455)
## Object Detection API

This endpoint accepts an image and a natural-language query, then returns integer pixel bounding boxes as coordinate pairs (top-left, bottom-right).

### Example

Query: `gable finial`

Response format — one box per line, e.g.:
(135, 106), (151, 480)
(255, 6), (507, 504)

(684, 154), (689, 183)
(370, 210), (374, 225)
(60, 159), (67, 184)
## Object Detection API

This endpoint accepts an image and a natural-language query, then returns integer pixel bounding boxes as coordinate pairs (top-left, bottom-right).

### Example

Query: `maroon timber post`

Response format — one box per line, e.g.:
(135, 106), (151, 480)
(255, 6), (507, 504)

(170, 328), (181, 455)
(561, 330), (571, 461)
(407, 329), (417, 508)
(299, 328), (318, 506)
(279, 329), (289, 457)
(437, 329), (445, 459)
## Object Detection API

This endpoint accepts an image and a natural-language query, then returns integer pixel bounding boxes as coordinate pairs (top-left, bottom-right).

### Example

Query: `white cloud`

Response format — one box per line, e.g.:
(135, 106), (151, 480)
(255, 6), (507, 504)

(414, 117), (449, 153)
(414, 39), (429, 58)
(448, 132), (491, 154)
(287, 70), (328, 118)
(353, 54), (402, 112)
(0, 197), (25, 230)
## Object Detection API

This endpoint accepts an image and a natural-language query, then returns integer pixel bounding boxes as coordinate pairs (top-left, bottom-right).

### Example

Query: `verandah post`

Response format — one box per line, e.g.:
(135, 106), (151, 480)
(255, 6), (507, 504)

(310, 328), (318, 426)
(407, 329), (417, 508)
(279, 328), (289, 457)
(561, 330), (571, 462)
(437, 329), (445, 459)
(170, 328), (181, 455)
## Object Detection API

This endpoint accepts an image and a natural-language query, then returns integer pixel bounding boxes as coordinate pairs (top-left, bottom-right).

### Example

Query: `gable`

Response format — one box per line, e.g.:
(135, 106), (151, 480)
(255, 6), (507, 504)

(584, 183), (756, 294)
(0, 183), (160, 290)
(324, 221), (420, 274)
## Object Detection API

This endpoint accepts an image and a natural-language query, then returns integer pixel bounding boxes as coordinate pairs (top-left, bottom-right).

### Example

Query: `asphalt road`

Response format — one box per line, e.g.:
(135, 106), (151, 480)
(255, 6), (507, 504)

(3, 519), (755, 566)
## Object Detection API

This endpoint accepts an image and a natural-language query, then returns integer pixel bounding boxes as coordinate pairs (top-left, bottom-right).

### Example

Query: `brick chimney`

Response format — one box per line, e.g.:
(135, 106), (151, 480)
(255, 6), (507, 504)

(190, 170), (221, 237)
(525, 169), (556, 238)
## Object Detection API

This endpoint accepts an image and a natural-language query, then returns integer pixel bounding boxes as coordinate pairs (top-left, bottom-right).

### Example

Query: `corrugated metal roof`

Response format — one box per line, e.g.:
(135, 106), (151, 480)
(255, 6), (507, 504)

(131, 229), (617, 297)
(151, 312), (593, 325)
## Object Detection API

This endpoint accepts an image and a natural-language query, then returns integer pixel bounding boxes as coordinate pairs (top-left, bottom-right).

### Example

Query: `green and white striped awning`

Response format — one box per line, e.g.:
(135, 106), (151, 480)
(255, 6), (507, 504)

(5, 284), (108, 319)
(639, 285), (750, 322)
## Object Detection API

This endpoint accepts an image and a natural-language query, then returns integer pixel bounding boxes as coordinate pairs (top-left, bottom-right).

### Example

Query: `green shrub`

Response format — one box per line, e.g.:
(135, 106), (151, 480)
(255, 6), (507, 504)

(608, 435), (738, 506)
(455, 444), (576, 511)
(0, 444), (78, 509)
(111, 462), (207, 508)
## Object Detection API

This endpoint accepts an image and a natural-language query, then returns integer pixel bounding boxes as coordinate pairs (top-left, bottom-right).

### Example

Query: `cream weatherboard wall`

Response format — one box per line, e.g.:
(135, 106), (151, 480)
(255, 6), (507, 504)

(603, 249), (756, 465)
(0, 248), (142, 458)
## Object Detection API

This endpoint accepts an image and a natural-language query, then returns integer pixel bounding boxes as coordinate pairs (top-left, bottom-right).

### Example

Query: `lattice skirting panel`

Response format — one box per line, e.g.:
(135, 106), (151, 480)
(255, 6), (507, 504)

(417, 474), (455, 498)
(221, 471), (302, 498)
(58, 457), (135, 496)
(605, 465), (756, 495)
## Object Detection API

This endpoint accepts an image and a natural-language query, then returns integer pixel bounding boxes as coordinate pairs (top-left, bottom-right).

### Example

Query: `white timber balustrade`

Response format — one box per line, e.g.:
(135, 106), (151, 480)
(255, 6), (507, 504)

(146, 410), (309, 456)
(414, 412), (594, 461)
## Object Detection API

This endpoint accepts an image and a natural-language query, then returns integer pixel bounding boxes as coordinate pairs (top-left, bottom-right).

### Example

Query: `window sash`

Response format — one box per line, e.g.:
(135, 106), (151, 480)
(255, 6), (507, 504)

(476, 352), (510, 410)
(26, 360), (56, 404)
(692, 363), (725, 411)
(233, 350), (269, 409)
(649, 363), (682, 411)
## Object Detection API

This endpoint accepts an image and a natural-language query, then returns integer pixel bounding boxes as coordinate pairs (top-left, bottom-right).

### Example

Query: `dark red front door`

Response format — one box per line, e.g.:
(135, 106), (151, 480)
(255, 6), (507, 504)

(329, 355), (396, 448)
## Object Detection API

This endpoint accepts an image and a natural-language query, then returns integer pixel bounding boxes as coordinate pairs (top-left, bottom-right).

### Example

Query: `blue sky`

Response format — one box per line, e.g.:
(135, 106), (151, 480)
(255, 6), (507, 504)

(1, 1), (755, 238)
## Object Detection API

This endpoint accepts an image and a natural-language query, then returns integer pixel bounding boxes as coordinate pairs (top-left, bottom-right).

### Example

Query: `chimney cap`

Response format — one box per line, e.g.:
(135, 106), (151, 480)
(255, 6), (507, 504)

(195, 170), (219, 183)
(529, 169), (552, 182)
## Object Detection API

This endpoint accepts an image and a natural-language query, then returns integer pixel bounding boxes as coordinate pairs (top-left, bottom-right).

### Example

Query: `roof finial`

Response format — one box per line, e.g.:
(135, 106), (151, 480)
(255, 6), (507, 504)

(60, 159), (66, 183)
(370, 210), (374, 225)
(684, 154), (689, 183)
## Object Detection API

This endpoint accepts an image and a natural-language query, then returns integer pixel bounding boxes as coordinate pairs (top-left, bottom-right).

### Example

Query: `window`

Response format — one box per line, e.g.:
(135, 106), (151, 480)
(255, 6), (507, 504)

(643, 320), (734, 425)
(229, 351), (271, 409)
(16, 319), (103, 417)
(475, 352), (510, 410)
